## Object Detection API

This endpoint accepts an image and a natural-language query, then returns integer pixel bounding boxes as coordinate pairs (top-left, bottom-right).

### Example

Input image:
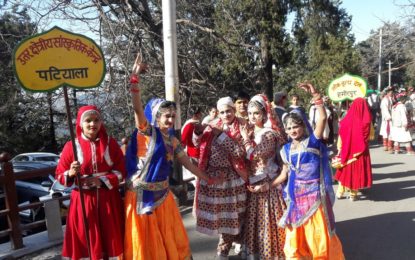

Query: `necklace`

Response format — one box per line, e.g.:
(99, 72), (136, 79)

(160, 130), (170, 139)
(291, 141), (300, 151)
(289, 140), (303, 173)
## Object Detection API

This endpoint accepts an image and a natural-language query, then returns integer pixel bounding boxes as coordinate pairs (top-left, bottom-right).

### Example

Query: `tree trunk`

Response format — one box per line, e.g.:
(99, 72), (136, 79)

(261, 36), (274, 100)
(47, 93), (58, 153)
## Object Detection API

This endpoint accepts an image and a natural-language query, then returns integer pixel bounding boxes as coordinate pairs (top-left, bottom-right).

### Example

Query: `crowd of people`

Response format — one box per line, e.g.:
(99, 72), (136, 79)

(55, 52), (415, 259)
(379, 86), (415, 154)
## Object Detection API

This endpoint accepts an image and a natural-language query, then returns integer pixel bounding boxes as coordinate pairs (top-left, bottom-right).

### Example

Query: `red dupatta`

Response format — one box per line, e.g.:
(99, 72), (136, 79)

(338, 98), (372, 164)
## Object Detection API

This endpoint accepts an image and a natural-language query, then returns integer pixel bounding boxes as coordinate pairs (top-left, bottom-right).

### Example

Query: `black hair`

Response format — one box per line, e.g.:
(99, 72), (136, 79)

(159, 100), (176, 109)
(188, 106), (201, 117)
(283, 112), (305, 128)
(233, 90), (250, 102)
(282, 111), (310, 137)
(291, 94), (300, 100)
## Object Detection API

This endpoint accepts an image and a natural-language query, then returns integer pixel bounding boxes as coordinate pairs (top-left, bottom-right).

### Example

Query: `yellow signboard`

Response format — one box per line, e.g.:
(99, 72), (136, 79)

(13, 26), (105, 92)
(327, 73), (367, 102)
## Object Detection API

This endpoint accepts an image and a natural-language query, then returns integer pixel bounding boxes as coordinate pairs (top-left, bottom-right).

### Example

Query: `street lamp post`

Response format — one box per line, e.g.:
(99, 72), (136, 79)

(377, 29), (382, 91)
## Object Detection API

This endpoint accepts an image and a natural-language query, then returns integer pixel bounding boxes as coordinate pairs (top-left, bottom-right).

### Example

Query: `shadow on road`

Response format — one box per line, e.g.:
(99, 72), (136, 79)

(360, 176), (415, 202)
(371, 162), (404, 169)
(372, 170), (414, 181)
(337, 212), (415, 260)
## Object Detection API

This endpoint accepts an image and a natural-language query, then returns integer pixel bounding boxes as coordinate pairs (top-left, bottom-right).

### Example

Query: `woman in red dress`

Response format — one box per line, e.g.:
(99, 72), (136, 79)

(56, 105), (125, 260)
(335, 98), (373, 201)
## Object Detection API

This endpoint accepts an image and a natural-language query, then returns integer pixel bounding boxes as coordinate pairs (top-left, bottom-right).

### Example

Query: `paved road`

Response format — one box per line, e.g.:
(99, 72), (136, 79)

(3, 144), (415, 260)
(184, 144), (415, 259)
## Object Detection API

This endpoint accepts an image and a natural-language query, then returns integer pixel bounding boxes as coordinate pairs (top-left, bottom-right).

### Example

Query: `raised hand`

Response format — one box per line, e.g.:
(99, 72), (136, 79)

(240, 124), (250, 141)
(298, 82), (318, 95)
(132, 52), (149, 75)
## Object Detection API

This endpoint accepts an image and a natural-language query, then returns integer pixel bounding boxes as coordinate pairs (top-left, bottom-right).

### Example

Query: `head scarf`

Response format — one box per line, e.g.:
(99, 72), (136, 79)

(198, 96), (242, 171)
(76, 105), (108, 163)
(249, 94), (278, 130)
(143, 98), (176, 127)
(217, 96), (235, 111)
(339, 98), (372, 164)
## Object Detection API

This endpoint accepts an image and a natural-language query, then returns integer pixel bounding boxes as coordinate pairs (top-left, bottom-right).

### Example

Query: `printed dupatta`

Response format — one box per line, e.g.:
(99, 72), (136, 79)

(198, 117), (244, 171)
(279, 109), (336, 234)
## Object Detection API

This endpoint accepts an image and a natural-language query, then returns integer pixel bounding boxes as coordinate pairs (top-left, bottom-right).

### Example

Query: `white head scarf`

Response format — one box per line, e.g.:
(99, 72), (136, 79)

(217, 96), (235, 111)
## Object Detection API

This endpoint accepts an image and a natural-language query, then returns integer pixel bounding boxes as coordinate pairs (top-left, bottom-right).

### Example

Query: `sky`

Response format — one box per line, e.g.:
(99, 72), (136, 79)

(340, 0), (413, 42)
(3, 0), (412, 45)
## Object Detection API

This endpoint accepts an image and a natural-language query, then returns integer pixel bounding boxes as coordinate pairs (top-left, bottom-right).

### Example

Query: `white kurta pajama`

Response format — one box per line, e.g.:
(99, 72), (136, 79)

(390, 102), (412, 143)
(379, 96), (393, 138)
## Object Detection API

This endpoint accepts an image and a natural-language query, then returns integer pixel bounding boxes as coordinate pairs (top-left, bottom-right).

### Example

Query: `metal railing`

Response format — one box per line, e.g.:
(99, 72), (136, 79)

(0, 152), (68, 250)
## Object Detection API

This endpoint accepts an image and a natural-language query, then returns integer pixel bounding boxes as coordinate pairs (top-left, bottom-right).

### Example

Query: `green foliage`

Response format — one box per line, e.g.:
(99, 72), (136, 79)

(281, 0), (360, 104)
(0, 6), (54, 155)
(212, 0), (292, 99)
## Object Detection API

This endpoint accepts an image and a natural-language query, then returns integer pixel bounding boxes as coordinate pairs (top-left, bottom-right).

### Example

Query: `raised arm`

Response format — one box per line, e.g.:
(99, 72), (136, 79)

(298, 82), (326, 139)
(130, 53), (149, 129)
(172, 137), (223, 185)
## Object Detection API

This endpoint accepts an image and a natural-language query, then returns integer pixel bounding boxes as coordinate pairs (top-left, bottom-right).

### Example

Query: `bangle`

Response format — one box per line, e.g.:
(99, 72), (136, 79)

(314, 98), (323, 105)
(130, 87), (139, 93)
(313, 93), (321, 100)
(130, 74), (140, 84)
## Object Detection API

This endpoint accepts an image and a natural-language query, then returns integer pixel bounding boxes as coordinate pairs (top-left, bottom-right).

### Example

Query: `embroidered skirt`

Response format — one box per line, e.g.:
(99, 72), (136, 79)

(244, 179), (286, 259)
(196, 167), (247, 236)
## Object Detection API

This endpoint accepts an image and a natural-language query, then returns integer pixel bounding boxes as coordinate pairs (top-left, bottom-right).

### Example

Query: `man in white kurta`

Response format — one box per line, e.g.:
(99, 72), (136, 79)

(390, 94), (414, 154)
(379, 88), (394, 151)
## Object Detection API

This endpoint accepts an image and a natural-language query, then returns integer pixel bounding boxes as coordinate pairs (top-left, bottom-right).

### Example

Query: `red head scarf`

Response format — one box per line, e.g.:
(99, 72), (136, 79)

(76, 105), (109, 163)
(339, 98), (372, 163)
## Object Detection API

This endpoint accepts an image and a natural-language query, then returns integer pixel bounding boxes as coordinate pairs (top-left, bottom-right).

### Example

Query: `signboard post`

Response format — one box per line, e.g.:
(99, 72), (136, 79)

(13, 26), (106, 258)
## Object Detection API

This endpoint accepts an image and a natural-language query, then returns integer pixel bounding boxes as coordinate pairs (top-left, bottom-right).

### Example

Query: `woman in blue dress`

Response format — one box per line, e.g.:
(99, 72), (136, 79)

(272, 82), (344, 259)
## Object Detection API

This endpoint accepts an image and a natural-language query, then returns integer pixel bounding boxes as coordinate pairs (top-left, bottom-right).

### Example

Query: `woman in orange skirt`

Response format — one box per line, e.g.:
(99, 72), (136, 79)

(272, 83), (344, 259)
(124, 54), (221, 260)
